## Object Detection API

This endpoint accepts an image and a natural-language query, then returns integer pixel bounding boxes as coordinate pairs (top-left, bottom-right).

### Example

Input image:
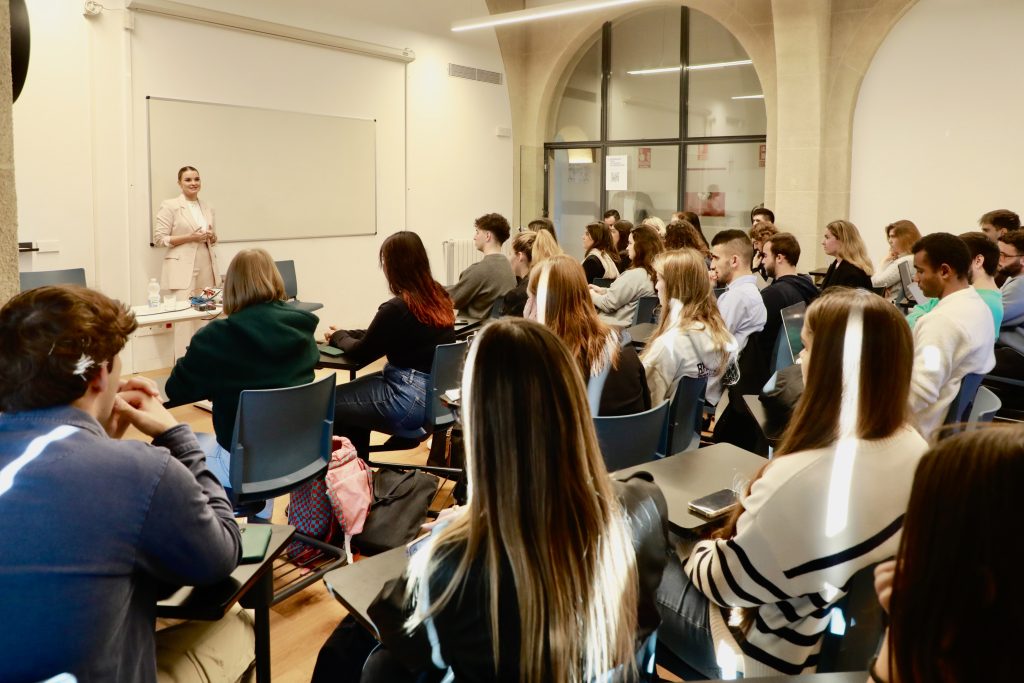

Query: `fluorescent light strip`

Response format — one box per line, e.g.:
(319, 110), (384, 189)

(627, 59), (753, 75)
(452, 0), (643, 32)
(732, 94), (764, 100)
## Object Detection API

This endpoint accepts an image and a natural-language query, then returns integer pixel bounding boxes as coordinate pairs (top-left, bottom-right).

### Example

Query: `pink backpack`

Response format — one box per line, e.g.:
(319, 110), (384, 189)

(324, 436), (373, 559)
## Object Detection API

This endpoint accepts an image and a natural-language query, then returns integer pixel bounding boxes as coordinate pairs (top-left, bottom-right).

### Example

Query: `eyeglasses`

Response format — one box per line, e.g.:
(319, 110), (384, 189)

(999, 251), (1022, 259)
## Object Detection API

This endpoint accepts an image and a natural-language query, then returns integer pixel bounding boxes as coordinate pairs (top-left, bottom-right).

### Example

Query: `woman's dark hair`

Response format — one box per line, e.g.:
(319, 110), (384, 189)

(665, 219), (707, 253)
(628, 225), (665, 287)
(475, 213), (511, 244)
(380, 231), (455, 328)
(527, 217), (558, 242)
(959, 231), (1000, 277)
(674, 211), (708, 249)
(612, 220), (633, 251)
(584, 222), (617, 256)
(177, 165), (198, 181)
(0, 286), (137, 412)
(889, 426), (1024, 682)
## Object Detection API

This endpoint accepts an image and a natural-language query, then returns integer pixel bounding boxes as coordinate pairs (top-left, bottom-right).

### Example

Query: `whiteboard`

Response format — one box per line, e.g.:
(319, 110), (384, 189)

(147, 97), (376, 243)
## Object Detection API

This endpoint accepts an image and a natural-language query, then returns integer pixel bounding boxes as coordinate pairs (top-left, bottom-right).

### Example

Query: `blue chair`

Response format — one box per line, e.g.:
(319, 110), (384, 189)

(224, 374), (346, 603)
(632, 295), (660, 326)
(593, 277), (614, 288)
(587, 361), (613, 416)
(665, 376), (708, 454)
(488, 297), (505, 319)
(274, 259), (323, 313)
(817, 563), (886, 673)
(941, 372), (984, 437)
(593, 400), (670, 471)
(19, 268), (86, 291)
(967, 386), (1001, 427)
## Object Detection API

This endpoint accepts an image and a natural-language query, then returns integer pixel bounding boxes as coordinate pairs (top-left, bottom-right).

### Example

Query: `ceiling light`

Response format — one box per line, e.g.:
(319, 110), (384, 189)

(731, 94), (764, 100)
(627, 59), (753, 75)
(452, 0), (643, 32)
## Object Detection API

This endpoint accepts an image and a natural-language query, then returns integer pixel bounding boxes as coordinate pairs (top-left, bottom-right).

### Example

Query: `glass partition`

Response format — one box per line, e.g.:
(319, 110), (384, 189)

(553, 37), (602, 143)
(683, 142), (766, 232)
(605, 145), (679, 225)
(547, 147), (602, 261)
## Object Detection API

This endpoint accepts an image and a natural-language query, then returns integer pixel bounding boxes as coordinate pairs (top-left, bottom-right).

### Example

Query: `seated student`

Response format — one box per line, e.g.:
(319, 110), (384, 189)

(908, 233), (995, 441)
(590, 224), (664, 327)
(641, 248), (738, 407)
(613, 218), (635, 268)
(314, 318), (670, 682)
(979, 207), (1020, 243)
(641, 215), (667, 239)
(530, 254), (650, 415)
(750, 205), (775, 226)
(870, 426), (1023, 683)
(709, 229), (768, 355)
(997, 229), (1024, 352)
(527, 216), (558, 243)
(906, 230), (1003, 334)
(603, 208), (620, 227)
(819, 219), (875, 290)
(665, 218), (708, 254)
(165, 248), (319, 500)
(326, 231), (456, 458)
(749, 221), (778, 281)
(0, 286), (245, 683)
(675, 210), (710, 252)
(581, 221), (621, 283)
(656, 288), (928, 679)
(503, 229), (560, 317)
(756, 232), (818, 373)
(447, 213), (517, 319)
(872, 220), (921, 303)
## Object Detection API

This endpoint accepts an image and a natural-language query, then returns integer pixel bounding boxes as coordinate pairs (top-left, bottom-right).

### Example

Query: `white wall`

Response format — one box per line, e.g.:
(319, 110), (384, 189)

(850, 0), (1024, 265)
(14, 0), (512, 368)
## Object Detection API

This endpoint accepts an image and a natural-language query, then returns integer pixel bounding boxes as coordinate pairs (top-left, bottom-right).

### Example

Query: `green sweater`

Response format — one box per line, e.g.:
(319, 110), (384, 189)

(166, 300), (320, 449)
(906, 287), (1004, 334)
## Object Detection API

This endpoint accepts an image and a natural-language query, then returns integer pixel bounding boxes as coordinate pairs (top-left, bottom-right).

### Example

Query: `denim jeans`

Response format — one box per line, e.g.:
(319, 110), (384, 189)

(197, 434), (273, 519)
(333, 364), (430, 458)
(655, 558), (722, 679)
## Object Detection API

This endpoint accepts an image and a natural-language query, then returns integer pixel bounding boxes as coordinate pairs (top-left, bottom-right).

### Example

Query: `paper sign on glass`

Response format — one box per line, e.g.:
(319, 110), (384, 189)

(606, 155), (628, 191)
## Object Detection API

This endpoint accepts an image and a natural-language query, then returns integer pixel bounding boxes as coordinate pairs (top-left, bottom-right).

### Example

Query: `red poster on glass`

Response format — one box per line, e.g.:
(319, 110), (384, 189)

(759, 144), (766, 168)
(638, 147), (651, 168)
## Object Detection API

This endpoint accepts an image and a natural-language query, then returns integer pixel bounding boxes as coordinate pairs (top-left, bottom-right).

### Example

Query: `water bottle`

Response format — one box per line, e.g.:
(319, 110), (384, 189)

(147, 278), (161, 309)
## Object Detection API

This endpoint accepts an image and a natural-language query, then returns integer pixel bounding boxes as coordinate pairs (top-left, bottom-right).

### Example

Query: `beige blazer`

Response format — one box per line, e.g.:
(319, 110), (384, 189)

(154, 194), (220, 290)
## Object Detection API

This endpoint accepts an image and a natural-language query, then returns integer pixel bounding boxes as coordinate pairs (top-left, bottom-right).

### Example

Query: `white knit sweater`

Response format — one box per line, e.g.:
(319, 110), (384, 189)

(684, 426), (928, 677)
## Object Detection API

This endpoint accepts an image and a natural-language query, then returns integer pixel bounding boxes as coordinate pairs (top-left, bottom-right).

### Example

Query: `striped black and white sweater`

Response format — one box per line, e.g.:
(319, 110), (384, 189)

(684, 426), (928, 677)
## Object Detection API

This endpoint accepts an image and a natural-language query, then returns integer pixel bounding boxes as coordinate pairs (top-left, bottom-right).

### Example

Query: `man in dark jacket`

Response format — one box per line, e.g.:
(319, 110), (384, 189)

(757, 232), (819, 370)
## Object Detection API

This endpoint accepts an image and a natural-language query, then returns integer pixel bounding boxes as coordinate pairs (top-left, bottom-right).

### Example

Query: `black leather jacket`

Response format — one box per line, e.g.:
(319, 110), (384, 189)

(366, 474), (670, 682)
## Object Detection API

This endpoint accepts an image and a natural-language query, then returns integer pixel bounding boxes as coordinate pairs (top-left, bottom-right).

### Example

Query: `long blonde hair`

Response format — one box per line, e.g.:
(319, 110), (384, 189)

(222, 248), (287, 315)
(826, 219), (875, 276)
(404, 319), (639, 682)
(528, 254), (619, 376)
(642, 248), (734, 366)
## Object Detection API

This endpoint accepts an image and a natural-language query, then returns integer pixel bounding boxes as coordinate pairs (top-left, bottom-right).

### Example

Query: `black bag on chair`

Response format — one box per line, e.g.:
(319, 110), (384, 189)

(355, 467), (438, 556)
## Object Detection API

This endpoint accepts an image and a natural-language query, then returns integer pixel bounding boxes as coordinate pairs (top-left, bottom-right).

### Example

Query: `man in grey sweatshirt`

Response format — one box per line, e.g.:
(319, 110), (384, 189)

(447, 213), (517, 319)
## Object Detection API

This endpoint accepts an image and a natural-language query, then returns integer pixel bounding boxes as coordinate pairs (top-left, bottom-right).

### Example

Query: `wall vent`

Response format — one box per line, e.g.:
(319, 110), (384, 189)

(448, 63), (504, 85)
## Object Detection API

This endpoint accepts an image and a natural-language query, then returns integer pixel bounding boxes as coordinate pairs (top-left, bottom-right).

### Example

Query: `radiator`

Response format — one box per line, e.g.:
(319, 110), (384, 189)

(443, 238), (484, 286)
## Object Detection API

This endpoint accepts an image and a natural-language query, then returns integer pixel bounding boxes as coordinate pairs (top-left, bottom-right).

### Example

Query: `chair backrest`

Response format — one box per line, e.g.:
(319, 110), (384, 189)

(19, 268), (86, 292)
(633, 295), (660, 326)
(779, 300), (807, 363)
(593, 277), (614, 288)
(817, 563), (885, 673)
(968, 385), (1001, 427)
(943, 372), (984, 433)
(427, 340), (469, 430)
(666, 376), (708, 454)
(587, 361), (613, 416)
(274, 260), (299, 300)
(593, 400), (670, 471)
(228, 374), (336, 504)
(489, 297), (505, 319)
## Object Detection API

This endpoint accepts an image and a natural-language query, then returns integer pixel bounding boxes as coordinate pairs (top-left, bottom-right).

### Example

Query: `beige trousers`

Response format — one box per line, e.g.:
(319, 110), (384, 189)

(170, 244), (218, 300)
(155, 604), (255, 683)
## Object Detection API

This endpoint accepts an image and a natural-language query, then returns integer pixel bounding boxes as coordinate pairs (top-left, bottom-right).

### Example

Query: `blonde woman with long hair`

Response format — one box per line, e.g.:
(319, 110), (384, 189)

(529, 254), (650, 415)
(354, 318), (669, 682)
(504, 229), (561, 317)
(820, 219), (875, 290)
(641, 248), (738, 406)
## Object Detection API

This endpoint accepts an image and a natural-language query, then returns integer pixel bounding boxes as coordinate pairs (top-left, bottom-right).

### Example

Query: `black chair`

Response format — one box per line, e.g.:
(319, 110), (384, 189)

(225, 374), (346, 603)
(632, 295), (660, 326)
(593, 277), (614, 288)
(19, 267), (86, 291)
(817, 563), (886, 673)
(665, 376), (708, 454)
(274, 259), (323, 313)
(489, 297), (505, 319)
(940, 372), (984, 437)
(593, 400), (670, 471)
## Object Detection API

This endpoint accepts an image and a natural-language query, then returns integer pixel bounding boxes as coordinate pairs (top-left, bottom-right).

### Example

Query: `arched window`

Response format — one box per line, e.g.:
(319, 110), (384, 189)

(546, 6), (767, 257)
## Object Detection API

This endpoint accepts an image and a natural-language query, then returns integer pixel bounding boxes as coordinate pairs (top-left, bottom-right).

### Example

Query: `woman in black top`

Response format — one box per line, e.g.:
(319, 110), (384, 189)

(582, 221), (621, 283)
(326, 231), (455, 457)
(819, 219), (875, 290)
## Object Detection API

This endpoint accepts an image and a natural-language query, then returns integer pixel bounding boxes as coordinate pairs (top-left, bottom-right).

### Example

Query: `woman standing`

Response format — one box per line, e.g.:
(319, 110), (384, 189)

(655, 288), (928, 678)
(154, 166), (220, 299)
(326, 231), (455, 458)
(165, 248), (319, 497)
(641, 249), (738, 407)
(590, 225), (664, 327)
(871, 219), (921, 302)
(530, 255), (650, 416)
(819, 219), (875, 290)
(581, 222), (621, 283)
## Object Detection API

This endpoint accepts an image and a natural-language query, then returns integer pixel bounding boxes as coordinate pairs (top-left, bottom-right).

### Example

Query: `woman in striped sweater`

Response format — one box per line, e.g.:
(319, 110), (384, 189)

(656, 288), (929, 678)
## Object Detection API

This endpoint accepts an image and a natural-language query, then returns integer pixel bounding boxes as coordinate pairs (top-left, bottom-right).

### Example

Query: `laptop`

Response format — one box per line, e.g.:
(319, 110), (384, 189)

(898, 259), (927, 305)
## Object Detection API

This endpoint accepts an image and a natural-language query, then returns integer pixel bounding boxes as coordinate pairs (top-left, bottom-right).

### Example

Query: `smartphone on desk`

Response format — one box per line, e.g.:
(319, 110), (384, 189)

(688, 489), (738, 520)
(318, 343), (344, 357)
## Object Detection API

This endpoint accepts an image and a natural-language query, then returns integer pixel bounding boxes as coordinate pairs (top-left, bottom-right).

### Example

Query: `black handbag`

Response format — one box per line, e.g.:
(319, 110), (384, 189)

(355, 467), (438, 556)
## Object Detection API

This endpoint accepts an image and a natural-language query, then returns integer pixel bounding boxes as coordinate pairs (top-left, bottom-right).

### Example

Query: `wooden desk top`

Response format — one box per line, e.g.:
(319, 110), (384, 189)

(157, 524), (294, 621)
(324, 545), (408, 638)
(613, 442), (765, 532)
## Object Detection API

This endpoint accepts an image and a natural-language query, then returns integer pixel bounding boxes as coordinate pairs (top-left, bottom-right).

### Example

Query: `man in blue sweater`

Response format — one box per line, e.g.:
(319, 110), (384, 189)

(0, 286), (244, 682)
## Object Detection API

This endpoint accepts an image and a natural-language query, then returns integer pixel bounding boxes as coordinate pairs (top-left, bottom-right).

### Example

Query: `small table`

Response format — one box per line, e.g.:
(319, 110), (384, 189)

(132, 304), (222, 363)
(625, 322), (657, 349)
(454, 317), (483, 339)
(613, 442), (765, 533)
(157, 524), (294, 683)
(315, 348), (369, 381)
(323, 545), (408, 638)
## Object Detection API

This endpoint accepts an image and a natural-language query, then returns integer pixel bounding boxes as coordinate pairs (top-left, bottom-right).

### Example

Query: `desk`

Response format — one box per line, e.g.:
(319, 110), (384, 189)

(454, 317), (483, 339)
(132, 304), (222, 364)
(157, 524), (294, 683)
(315, 348), (369, 381)
(613, 442), (765, 533)
(324, 545), (408, 638)
(625, 322), (657, 349)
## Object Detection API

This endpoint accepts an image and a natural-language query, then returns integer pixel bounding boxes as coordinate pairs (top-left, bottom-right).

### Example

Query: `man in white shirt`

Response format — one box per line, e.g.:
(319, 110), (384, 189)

(909, 232), (995, 441)
(710, 230), (767, 354)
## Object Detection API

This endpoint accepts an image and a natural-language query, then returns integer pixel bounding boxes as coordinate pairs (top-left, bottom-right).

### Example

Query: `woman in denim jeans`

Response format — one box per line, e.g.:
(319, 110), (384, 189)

(325, 232), (455, 458)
